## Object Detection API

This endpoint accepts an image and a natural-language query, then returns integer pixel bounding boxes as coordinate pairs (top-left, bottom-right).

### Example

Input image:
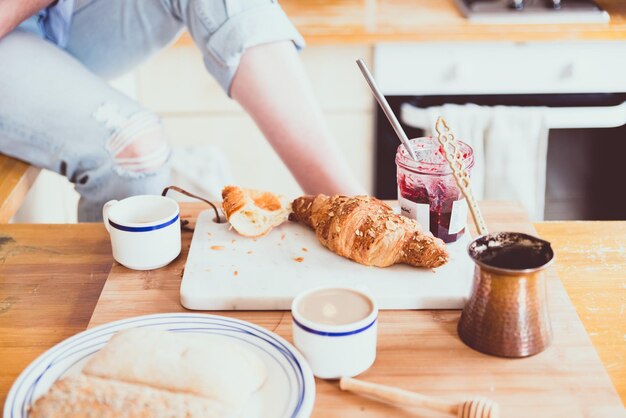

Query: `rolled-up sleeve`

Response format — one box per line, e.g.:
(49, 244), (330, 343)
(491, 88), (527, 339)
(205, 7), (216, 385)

(183, 0), (305, 95)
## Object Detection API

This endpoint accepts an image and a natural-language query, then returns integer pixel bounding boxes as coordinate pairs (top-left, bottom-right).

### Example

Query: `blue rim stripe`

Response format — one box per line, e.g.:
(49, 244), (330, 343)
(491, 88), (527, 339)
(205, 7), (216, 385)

(293, 317), (377, 337)
(109, 214), (179, 232)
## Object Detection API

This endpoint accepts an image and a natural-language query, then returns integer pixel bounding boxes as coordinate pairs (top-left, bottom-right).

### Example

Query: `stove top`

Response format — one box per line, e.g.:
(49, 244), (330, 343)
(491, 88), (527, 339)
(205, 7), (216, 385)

(454, 0), (610, 24)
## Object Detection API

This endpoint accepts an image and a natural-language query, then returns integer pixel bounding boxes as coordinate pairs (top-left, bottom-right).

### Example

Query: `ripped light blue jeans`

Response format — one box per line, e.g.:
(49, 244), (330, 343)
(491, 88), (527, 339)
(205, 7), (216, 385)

(0, 0), (303, 221)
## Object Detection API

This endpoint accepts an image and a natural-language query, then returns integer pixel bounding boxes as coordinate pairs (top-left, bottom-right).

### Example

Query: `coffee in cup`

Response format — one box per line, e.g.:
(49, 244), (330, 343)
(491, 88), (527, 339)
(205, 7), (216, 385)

(296, 288), (374, 325)
(292, 287), (378, 379)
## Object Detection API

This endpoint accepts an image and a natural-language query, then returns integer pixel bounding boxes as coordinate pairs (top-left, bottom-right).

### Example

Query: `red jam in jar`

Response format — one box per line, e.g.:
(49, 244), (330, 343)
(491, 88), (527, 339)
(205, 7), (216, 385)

(396, 137), (474, 243)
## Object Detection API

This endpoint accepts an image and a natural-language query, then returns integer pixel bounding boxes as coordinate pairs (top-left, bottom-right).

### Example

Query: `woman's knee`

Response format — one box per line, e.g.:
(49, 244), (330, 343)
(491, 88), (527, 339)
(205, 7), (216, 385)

(95, 108), (171, 178)
(75, 105), (172, 211)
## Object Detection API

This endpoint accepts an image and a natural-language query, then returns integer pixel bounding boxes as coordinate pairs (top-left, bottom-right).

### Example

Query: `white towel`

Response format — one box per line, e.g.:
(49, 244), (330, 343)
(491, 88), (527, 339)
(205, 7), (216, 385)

(419, 104), (548, 220)
(484, 106), (549, 221)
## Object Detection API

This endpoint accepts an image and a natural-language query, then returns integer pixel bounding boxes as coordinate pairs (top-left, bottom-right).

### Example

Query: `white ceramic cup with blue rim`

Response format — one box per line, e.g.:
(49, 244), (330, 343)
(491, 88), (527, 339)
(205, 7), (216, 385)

(102, 195), (181, 270)
(291, 286), (378, 379)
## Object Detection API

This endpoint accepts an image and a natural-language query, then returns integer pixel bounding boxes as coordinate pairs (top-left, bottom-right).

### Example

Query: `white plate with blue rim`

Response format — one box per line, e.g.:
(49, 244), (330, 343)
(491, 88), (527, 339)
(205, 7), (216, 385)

(4, 313), (315, 418)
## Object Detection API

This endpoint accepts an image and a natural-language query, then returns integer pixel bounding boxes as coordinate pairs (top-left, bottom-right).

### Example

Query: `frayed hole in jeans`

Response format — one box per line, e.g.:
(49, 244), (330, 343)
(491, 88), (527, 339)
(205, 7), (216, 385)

(94, 104), (171, 178)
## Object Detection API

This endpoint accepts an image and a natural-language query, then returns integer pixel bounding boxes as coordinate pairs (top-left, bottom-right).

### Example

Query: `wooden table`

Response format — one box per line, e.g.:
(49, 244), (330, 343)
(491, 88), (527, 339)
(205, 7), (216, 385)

(1, 202), (624, 415)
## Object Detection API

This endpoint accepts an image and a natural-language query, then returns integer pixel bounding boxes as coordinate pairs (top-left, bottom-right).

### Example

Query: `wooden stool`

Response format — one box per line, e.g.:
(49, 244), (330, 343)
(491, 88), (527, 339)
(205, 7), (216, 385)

(0, 154), (40, 223)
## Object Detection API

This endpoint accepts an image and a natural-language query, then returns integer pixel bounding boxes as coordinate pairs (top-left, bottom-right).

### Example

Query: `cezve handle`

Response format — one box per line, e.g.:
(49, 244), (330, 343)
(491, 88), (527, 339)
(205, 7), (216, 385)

(339, 377), (499, 418)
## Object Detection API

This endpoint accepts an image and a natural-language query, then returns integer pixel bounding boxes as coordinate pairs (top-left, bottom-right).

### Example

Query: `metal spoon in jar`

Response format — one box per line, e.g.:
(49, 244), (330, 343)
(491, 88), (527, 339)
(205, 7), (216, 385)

(356, 59), (418, 161)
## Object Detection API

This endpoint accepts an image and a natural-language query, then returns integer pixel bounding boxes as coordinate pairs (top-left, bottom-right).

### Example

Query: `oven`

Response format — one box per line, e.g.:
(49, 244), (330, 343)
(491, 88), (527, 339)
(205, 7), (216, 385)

(453, 0), (609, 24)
(373, 42), (626, 220)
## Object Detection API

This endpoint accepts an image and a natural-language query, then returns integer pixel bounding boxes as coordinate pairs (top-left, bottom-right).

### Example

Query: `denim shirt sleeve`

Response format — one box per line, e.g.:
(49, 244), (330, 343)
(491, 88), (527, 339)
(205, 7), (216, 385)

(38, 0), (75, 47)
(185, 0), (306, 95)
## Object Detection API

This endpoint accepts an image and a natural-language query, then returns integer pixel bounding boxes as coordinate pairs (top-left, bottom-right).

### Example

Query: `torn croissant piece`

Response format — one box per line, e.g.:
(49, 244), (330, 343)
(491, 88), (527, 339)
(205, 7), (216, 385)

(222, 186), (290, 238)
(290, 194), (449, 268)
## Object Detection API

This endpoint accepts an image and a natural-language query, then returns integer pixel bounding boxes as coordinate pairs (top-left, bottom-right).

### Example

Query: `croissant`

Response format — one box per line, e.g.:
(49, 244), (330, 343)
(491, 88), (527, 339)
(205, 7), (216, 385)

(290, 195), (449, 268)
(222, 186), (290, 238)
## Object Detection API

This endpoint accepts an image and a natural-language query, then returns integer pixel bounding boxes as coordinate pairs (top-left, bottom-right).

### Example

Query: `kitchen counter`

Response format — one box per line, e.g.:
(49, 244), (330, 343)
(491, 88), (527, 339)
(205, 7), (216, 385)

(175, 0), (626, 45)
(1, 201), (624, 412)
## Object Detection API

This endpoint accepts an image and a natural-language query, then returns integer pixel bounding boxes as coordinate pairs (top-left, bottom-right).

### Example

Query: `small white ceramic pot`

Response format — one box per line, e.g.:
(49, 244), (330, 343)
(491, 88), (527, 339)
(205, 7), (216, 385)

(102, 195), (181, 270)
(291, 287), (378, 379)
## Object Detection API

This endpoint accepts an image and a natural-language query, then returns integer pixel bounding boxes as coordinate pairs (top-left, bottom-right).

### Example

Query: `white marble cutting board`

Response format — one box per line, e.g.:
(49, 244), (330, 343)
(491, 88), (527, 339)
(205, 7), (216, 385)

(180, 210), (474, 310)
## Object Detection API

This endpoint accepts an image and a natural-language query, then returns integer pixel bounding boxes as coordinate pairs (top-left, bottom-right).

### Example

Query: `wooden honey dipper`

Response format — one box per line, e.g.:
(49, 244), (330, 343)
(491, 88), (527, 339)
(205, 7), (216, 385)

(340, 377), (499, 418)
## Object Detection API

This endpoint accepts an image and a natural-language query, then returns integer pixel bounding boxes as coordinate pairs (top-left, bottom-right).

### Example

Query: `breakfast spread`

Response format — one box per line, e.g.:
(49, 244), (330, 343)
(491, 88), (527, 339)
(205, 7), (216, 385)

(221, 185), (290, 237)
(290, 194), (449, 268)
(5, 35), (605, 417)
(29, 328), (267, 417)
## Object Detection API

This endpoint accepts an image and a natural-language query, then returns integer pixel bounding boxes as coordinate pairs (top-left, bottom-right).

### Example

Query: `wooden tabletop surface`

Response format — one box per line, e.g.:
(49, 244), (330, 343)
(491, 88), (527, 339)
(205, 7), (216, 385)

(174, 0), (626, 45)
(0, 202), (624, 413)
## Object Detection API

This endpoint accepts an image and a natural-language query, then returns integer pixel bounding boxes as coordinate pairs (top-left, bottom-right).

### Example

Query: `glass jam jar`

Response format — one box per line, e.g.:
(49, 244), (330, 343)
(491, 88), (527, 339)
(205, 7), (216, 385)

(396, 137), (474, 243)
